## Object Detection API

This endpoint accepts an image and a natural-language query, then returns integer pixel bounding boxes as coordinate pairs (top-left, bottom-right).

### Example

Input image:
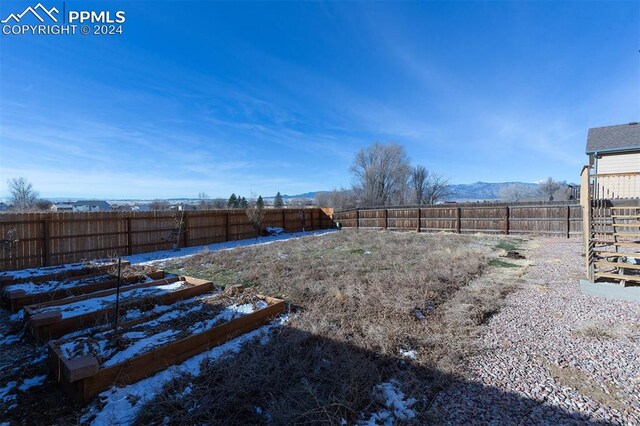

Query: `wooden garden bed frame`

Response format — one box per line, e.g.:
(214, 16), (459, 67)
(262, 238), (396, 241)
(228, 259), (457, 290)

(4, 270), (167, 312)
(0, 260), (131, 287)
(48, 295), (285, 403)
(26, 276), (213, 341)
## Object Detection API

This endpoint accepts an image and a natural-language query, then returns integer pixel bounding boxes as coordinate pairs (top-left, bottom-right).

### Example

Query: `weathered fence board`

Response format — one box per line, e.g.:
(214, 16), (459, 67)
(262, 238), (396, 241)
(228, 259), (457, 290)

(0, 208), (334, 271)
(334, 203), (582, 237)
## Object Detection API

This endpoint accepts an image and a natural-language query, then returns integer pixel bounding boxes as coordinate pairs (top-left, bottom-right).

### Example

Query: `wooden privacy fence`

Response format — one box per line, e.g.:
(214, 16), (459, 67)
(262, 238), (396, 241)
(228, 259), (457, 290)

(0, 208), (334, 271)
(333, 203), (582, 237)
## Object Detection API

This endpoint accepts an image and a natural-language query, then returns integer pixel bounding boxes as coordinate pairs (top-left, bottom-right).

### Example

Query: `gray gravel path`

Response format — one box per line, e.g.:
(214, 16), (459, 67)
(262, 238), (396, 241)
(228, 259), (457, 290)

(431, 238), (640, 425)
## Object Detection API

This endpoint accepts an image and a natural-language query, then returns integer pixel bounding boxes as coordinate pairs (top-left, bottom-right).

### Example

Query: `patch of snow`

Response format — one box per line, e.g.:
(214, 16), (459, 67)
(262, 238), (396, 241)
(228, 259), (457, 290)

(59, 298), (250, 364)
(359, 379), (416, 425)
(17, 375), (47, 391)
(0, 260), (116, 280)
(9, 311), (24, 322)
(188, 301), (268, 335)
(0, 381), (17, 404)
(0, 334), (21, 347)
(125, 230), (335, 266)
(399, 349), (417, 359)
(4, 274), (113, 295)
(121, 331), (147, 340)
(36, 281), (186, 319)
(103, 329), (180, 367)
(82, 315), (289, 426)
(265, 227), (284, 236)
(255, 405), (273, 422)
(180, 385), (192, 397)
(30, 351), (47, 365)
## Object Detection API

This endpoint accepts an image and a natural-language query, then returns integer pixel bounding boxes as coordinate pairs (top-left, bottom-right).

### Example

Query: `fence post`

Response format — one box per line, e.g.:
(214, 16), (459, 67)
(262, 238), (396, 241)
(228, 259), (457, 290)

(416, 207), (421, 233)
(355, 209), (359, 229)
(226, 211), (230, 241)
(282, 209), (286, 231)
(456, 207), (461, 233)
(505, 206), (510, 235)
(127, 217), (132, 256)
(566, 206), (571, 239)
(384, 209), (388, 230)
(183, 213), (189, 247)
(42, 219), (49, 266)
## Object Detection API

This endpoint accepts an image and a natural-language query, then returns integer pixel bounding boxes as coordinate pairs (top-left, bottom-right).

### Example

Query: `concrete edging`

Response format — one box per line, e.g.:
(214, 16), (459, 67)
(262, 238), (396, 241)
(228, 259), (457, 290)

(579, 279), (640, 303)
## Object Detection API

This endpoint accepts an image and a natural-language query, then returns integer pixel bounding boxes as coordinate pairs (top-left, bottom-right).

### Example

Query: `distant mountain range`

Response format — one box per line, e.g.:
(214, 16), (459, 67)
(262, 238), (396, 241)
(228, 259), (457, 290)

(281, 182), (546, 202)
(29, 181), (575, 205)
(447, 181), (540, 201)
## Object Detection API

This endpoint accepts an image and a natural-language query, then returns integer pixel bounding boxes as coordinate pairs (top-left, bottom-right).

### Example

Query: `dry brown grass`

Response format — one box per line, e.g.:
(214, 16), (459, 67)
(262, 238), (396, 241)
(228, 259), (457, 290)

(132, 230), (528, 425)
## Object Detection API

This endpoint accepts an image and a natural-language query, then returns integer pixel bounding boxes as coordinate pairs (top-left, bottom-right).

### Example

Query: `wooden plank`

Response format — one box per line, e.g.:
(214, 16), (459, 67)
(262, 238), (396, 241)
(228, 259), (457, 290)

(592, 232), (640, 238)
(594, 272), (640, 283)
(592, 241), (640, 247)
(48, 296), (285, 403)
(594, 261), (640, 270)
(42, 220), (49, 267)
(592, 251), (640, 259)
(126, 218), (132, 256)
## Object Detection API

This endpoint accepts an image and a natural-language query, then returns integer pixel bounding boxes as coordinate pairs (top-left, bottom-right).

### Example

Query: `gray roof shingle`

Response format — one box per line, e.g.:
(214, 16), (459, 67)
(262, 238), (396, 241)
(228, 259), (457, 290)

(586, 122), (640, 154)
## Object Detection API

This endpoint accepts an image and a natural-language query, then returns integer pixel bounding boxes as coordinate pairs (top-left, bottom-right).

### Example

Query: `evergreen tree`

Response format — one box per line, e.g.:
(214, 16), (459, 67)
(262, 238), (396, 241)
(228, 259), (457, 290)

(239, 197), (248, 208)
(257, 195), (264, 209)
(228, 193), (238, 208)
(273, 191), (284, 208)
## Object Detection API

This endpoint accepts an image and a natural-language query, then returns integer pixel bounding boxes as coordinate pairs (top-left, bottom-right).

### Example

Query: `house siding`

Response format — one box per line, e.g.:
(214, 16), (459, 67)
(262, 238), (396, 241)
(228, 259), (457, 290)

(596, 152), (640, 199)
(597, 152), (640, 174)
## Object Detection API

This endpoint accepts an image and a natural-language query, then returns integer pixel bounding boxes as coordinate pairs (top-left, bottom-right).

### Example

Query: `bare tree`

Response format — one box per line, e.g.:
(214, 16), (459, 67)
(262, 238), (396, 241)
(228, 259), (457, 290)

(197, 192), (217, 210)
(211, 198), (227, 209)
(149, 199), (171, 211)
(499, 184), (536, 202)
(538, 177), (562, 201)
(314, 192), (330, 207)
(287, 198), (313, 207)
(7, 177), (39, 211)
(410, 165), (428, 205)
(350, 143), (411, 207)
(246, 195), (265, 237)
(424, 173), (450, 205)
(34, 199), (53, 211)
(318, 188), (358, 211)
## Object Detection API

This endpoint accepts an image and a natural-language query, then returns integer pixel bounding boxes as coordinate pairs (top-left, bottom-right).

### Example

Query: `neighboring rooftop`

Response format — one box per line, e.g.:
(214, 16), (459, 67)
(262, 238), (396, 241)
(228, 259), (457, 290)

(586, 122), (640, 154)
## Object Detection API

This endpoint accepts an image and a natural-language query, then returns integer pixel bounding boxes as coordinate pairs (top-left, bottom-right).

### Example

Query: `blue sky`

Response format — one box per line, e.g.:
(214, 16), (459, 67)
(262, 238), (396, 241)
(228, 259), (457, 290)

(0, 1), (638, 199)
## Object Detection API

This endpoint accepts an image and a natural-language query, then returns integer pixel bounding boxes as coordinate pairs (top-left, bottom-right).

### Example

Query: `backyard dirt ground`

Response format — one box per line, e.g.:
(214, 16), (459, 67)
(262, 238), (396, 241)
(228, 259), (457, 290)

(0, 230), (638, 425)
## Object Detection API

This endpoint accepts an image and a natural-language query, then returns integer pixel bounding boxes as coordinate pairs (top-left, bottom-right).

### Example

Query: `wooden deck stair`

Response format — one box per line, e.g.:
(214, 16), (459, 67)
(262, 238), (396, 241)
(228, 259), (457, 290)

(587, 198), (640, 286)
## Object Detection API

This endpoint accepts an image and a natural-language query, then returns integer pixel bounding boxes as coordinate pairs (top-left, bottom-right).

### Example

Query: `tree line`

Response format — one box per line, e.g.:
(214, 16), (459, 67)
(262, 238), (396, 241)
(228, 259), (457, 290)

(314, 142), (451, 210)
(313, 142), (574, 211)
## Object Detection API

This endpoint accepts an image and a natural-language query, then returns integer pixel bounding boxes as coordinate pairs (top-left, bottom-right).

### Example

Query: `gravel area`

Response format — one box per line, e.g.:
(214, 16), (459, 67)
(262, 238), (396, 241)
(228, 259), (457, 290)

(431, 237), (640, 425)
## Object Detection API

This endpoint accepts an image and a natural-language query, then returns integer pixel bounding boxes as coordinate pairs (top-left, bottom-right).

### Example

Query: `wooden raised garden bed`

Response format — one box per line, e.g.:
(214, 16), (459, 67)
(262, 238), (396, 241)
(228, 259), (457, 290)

(0, 260), (130, 287)
(48, 295), (285, 403)
(4, 270), (167, 312)
(26, 276), (213, 341)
